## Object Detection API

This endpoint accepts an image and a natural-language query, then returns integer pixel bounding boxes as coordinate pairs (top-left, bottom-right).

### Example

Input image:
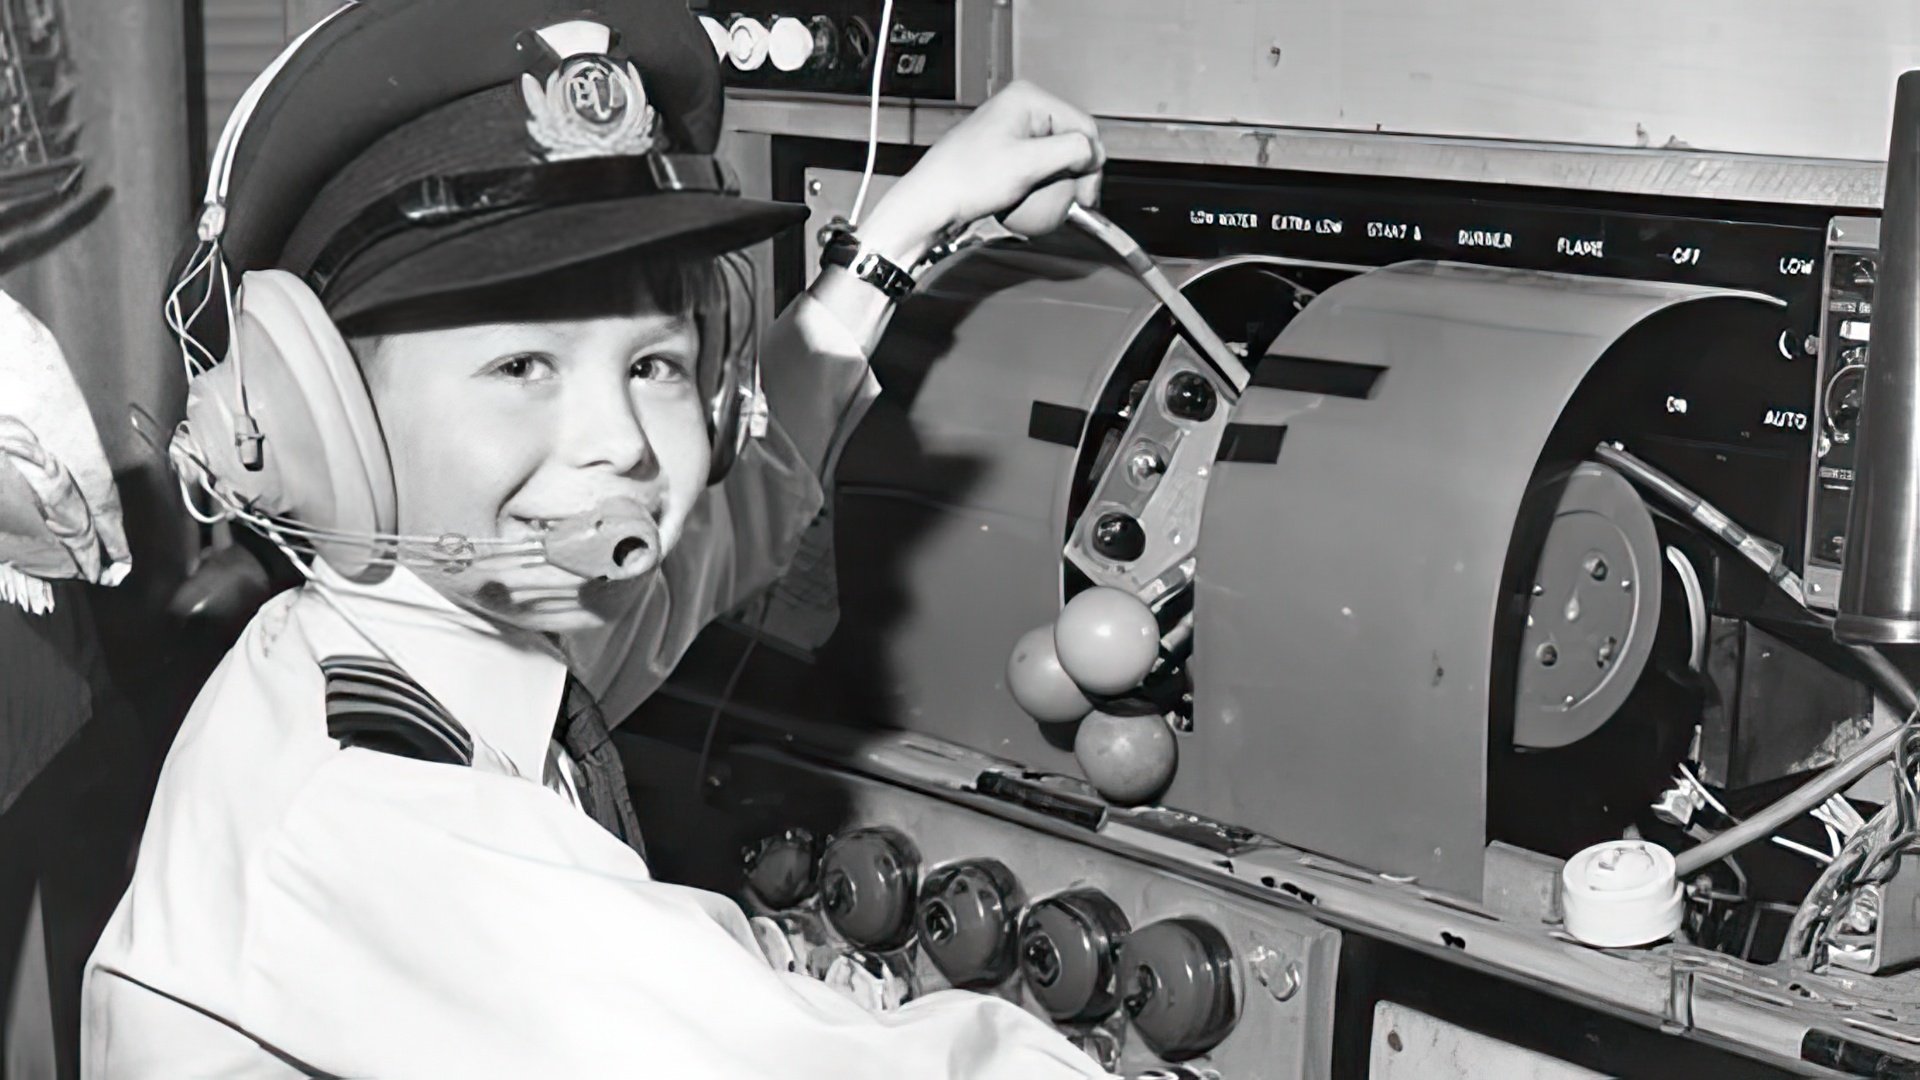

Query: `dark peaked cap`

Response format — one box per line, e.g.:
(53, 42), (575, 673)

(211, 0), (805, 322)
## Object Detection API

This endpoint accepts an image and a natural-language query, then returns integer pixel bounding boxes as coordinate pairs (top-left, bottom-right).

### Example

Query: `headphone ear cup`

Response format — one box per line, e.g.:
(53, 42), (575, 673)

(180, 270), (395, 578)
(703, 251), (759, 486)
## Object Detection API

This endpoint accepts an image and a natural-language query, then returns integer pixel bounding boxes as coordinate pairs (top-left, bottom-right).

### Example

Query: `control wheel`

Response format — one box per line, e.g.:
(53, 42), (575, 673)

(818, 828), (920, 950)
(917, 860), (1023, 987)
(1018, 890), (1131, 1023)
(742, 827), (819, 910)
(1119, 918), (1239, 1061)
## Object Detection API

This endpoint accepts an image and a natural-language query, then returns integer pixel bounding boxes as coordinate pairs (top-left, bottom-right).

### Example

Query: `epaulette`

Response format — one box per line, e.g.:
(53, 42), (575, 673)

(319, 655), (473, 767)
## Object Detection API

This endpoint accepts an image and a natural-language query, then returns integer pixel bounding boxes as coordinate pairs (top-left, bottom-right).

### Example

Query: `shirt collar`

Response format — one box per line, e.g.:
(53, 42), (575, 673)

(304, 559), (568, 780)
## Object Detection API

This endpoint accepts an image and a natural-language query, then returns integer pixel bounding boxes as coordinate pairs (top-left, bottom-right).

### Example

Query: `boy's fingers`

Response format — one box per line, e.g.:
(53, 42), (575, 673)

(1073, 170), (1104, 210)
(1017, 131), (1102, 188)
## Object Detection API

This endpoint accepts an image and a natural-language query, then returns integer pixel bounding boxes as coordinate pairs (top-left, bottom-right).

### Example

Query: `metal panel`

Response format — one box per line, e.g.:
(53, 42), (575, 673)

(1370, 1002), (1607, 1079)
(723, 96), (1891, 209)
(1185, 264), (1780, 899)
(1014, 0), (1920, 162)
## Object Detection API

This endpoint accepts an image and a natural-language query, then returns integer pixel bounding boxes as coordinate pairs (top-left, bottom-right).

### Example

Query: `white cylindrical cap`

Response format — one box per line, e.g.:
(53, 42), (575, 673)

(768, 17), (817, 72)
(728, 17), (771, 71)
(1561, 839), (1683, 948)
(698, 15), (729, 59)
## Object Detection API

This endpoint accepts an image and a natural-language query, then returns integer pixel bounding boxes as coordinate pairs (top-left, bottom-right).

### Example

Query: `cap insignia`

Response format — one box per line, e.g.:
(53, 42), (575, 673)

(521, 52), (657, 160)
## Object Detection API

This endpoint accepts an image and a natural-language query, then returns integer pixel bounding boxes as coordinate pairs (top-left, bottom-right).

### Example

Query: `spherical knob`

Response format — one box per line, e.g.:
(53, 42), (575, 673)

(742, 828), (819, 910)
(1164, 371), (1218, 421)
(1075, 710), (1178, 805)
(768, 17), (817, 72)
(1007, 624), (1094, 723)
(1119, 918), (1239, 1060)
(817, 828), (920, 950)
(1054, 586), (1160, 695)
(727, 17), (770, 70)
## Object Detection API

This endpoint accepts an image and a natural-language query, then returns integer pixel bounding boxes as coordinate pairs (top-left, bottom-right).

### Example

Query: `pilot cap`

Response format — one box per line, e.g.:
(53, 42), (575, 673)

(211, 0), (806, 323)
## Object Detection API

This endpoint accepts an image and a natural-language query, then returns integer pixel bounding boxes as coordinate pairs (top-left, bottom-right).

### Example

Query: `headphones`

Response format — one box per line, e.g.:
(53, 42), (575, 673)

(167, 5), (766, 581)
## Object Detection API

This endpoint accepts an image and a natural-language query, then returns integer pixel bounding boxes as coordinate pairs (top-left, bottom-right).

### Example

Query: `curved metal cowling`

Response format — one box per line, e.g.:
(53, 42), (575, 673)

(1839, 70), (1920, 644)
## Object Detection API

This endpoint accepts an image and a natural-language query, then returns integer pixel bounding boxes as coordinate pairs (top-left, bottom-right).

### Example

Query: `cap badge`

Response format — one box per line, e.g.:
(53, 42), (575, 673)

(522, 54), (657, 161)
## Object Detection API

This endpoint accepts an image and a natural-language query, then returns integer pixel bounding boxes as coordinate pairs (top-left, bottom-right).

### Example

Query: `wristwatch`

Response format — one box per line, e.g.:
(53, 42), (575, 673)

(818, 226), (918, 301)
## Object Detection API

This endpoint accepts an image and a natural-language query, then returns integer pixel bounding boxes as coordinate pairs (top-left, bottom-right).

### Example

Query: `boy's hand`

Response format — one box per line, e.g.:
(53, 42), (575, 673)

(858, 81), (1105, 268)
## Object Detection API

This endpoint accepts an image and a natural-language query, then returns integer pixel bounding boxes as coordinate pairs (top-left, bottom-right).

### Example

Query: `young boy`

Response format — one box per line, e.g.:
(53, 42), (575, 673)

(82, 2), (1112, 1076)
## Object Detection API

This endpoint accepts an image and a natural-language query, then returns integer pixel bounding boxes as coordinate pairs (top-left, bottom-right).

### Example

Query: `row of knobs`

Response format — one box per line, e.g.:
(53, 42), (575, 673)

(747, 826), (1242, 1062)
(698, 13), (870, 74)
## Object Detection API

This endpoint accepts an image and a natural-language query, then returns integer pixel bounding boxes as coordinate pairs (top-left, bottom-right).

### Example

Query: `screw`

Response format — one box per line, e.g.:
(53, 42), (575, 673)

(807, 178), (824, 196)
(1586, 556), (1609, 581)
(1127, 446), (1167, 485)
(1537, 643), (1558, 666)
(1805, 334), (1821, 357)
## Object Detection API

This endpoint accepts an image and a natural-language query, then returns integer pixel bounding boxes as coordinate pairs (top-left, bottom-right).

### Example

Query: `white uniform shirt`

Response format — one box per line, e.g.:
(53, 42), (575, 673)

(82, 295), (1113, 1079)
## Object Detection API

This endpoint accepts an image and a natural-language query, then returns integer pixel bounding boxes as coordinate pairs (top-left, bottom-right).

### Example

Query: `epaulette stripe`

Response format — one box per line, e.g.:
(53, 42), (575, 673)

(322, 671), (472, 755)
(321, 660), (445, 713)
(319, 657), (473, 752)
(327, 712), (470, 767)
(319, 654), (474, 767)
(319, 659), (453, 721)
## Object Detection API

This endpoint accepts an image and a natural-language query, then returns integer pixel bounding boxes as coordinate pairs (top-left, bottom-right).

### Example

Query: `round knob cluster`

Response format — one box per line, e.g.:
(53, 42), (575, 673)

(818, 828), (920, 951)
(916, 860), (1022, 987)
(1075, 710), (1178, 805)
(1018, 890), (1132, 1023)
(1007, 624), (1094, 724)
(1054, 587), (1160, 696)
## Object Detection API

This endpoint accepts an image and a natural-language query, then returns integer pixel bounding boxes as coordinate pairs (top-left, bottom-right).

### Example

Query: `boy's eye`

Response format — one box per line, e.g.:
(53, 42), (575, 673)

(491, 353), (554, 380)
(631, 354), (690, 384)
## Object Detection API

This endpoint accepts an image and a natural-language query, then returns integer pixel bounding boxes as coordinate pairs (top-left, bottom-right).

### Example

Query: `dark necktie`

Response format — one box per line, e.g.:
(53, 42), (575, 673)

(555, 673), (647, 859)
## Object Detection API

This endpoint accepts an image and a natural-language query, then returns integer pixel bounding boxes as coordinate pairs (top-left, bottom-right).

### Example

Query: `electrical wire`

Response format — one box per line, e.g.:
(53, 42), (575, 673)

(1593, 440), (1920, 880)
(847, 0), (895, 228)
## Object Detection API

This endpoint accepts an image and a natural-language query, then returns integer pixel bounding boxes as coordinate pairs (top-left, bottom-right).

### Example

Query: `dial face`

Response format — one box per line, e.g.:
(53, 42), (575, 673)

(1018, 891), (1131, 1023)
(916, 861), (1022, 987)
(818, 828), (920, 950)
(1118, 918), (1240, 1061)
(743, 828), (819, 910)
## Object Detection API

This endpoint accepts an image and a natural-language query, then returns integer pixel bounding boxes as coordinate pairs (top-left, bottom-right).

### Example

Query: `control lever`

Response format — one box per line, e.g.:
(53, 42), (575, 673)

(1065, 203), (1252, 396)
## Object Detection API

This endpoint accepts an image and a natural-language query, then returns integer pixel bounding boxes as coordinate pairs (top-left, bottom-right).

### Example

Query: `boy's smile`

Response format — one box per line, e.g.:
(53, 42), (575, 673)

(357, 305), (710, 634)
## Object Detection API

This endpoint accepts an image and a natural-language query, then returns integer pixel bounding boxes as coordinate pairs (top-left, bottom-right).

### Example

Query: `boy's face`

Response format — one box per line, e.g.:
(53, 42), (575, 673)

(359, 303), (709, 634)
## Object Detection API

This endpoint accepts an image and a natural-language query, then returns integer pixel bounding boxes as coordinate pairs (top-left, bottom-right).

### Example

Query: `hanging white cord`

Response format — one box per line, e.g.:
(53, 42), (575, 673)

(846, 0), (895, 227)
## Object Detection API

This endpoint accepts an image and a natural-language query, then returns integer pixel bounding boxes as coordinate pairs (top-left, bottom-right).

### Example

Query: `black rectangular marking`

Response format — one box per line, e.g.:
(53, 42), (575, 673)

(1028, 401), (1088, 447)
(1251, 354), (1386, 400)
(1218, 423), (1287, 463)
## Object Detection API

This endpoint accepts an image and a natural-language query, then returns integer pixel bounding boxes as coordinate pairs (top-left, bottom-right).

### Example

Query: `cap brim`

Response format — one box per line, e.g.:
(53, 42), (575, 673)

(321, 192), (808, 324)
